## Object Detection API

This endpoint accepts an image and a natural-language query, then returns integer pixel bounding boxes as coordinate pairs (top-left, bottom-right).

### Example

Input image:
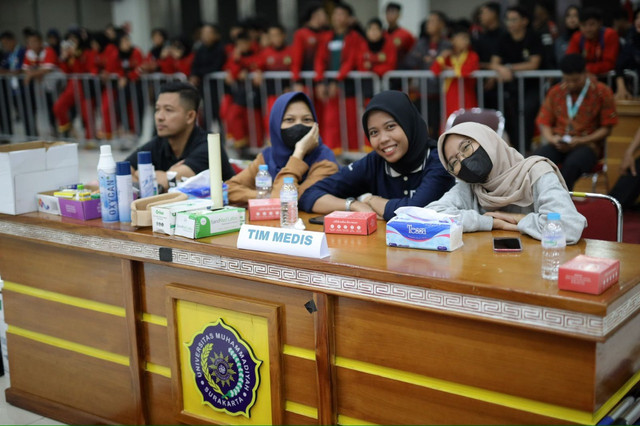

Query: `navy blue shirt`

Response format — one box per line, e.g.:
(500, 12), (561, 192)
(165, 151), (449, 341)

(299, 147), (454, 221)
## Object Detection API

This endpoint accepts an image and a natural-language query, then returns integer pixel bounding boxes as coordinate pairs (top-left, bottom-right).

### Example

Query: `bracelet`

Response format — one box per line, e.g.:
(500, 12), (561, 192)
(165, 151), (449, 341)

(345, 197), (356, 211)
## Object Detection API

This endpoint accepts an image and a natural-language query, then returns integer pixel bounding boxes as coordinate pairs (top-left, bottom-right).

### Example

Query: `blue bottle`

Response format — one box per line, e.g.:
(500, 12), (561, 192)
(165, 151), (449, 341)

(116, 161), (133, 222)
(138, 151), (154, 198)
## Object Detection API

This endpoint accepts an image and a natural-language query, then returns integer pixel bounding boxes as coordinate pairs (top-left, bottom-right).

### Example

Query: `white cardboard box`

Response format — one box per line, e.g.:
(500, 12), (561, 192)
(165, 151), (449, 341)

(0, 142), (78, 215)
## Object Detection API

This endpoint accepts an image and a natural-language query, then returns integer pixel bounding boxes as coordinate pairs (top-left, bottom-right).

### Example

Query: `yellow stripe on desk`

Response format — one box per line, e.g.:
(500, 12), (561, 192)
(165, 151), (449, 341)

(336, 356), (596, 424)
(145, 362), (171, 378)
(8, 325), (129, 366)
(3, 281), (125, 317)
(283, 344), (315, 361)
(338, 414), (378, 425)
(285, 401), (318, 419)
(141, 313), (167, 326)
(593, 370), (640, 424)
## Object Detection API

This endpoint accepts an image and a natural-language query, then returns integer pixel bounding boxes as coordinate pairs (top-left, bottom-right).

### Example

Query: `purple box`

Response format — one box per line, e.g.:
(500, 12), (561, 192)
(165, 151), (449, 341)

(59, 197), (101, 220)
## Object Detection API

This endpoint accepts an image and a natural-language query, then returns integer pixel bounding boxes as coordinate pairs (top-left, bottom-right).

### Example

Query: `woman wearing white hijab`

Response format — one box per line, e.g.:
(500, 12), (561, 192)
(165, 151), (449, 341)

(426, 122), (586, 244)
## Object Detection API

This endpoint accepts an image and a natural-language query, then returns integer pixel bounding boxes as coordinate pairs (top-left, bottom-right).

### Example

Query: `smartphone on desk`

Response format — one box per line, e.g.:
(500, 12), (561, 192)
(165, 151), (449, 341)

(493, 237), (522, 252)
(308, 215), (325, 225)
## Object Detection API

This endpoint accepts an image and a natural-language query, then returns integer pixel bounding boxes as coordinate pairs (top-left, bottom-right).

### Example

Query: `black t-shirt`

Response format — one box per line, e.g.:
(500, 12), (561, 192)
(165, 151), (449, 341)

(472, 27), (506, 64)
(497, 29), (543, 65)
(126, 125), (235, 181)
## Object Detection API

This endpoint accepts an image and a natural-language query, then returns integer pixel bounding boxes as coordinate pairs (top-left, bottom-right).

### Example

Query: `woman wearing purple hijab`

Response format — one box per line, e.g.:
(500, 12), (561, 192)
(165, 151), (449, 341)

(226, 91), (339, 204)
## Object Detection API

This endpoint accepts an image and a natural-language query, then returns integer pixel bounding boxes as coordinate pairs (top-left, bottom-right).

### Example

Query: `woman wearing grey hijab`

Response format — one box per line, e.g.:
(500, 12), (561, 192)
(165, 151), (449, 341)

(426, 122), (586, 244)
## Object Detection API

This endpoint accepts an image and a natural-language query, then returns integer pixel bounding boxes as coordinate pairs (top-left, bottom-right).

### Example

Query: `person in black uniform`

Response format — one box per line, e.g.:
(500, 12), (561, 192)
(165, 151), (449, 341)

(126, 82), (235, 192)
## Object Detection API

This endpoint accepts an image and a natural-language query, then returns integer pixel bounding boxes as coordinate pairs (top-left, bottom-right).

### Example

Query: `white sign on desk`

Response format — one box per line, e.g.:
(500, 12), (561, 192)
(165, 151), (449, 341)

(237, 224), (330, 259)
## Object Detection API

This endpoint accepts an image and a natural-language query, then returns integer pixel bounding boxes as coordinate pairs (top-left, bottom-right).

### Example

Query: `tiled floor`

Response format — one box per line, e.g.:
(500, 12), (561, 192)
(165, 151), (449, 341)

(0, 373), (65, 425)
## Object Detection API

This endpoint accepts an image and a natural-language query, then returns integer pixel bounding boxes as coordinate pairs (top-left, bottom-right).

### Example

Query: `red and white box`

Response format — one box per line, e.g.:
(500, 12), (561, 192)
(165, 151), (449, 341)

(558, 255), (620, 295)
(248, 198), (280, 221)
(324, 211), (377, 235)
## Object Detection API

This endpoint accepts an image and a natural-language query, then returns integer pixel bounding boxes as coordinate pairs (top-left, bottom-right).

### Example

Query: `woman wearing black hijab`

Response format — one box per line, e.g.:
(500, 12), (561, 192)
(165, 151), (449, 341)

(299, 90), (454, 220)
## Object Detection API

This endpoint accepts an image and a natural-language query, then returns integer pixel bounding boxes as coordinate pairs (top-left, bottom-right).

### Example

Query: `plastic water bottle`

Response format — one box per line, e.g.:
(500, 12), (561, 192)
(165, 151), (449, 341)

(255, 164), (273, 199)
(280, 177), (298, 228)
(138, 151), (154, 198)
(541, 212), (566, 280)
(116, 161), (133, 223)
(97, 145), (119, 222)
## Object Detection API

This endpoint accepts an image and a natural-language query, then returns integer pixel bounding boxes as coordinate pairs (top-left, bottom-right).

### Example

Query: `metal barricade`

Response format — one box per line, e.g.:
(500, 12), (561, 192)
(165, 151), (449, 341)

(0, 72), (186, 146)
(204, 70), (380, 153)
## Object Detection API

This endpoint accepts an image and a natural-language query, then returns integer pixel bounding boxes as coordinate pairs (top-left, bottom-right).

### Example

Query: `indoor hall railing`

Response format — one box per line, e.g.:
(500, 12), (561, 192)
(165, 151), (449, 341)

(0, 72), (186, 146)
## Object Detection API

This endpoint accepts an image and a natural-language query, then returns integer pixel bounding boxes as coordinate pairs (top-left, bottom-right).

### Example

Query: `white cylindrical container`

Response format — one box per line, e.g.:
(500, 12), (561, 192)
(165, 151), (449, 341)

(116, 160), (133, 223)
(138, 151), (154, 198)
(97, 145), (119, 222)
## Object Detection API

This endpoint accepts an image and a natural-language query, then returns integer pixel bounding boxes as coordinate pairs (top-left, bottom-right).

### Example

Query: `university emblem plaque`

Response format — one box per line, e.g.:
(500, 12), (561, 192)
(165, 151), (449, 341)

(186, 319), (262, 418)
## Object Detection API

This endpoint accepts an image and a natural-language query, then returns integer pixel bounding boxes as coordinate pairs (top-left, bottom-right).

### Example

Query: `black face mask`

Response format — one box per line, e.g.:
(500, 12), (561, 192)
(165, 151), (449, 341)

(281, 124), (312, 150)
(457, 146), (493, 183)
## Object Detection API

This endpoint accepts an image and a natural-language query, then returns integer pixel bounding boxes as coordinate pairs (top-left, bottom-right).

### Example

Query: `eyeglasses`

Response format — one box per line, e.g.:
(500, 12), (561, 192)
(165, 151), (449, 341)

(447, 140), (475, 173)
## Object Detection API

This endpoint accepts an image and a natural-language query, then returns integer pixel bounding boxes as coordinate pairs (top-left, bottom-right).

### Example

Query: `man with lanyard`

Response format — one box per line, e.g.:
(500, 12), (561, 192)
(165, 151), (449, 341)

(533, 54), (617, 190)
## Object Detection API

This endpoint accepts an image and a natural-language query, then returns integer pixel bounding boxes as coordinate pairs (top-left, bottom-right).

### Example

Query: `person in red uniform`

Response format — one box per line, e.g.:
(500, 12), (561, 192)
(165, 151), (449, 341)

(566, 7), (620, 75)
(167, 37), (194, 76)
(384, 2), (415, 68)
(53, 32), (95, 138)
(22, 30), (59, 136)
(291, 3), (329, 89)
(100, 32), (144, 138)
(431, 23), (479, 129)
(314, 2), (366, 153)
(140, 28), (173, 74)
(221, 31), (263, 149)
(290, 3), (329, 136)
(336, 17), (397, 151)
(253, 24), (293, 140)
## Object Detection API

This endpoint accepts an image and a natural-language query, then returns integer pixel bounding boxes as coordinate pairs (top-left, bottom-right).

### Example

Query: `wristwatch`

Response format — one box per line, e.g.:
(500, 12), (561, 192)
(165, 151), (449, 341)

(345, 197), (356, 211)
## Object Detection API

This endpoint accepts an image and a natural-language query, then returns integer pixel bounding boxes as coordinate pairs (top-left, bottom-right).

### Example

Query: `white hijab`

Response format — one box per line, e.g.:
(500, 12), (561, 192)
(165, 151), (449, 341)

(437, 122), (568, 209)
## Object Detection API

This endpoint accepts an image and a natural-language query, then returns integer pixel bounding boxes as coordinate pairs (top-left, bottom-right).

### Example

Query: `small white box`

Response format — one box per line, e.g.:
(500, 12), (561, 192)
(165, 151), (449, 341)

(151, 199), (213, 235)
(0, 142), (78, 215)
(36, 190), (61, 215)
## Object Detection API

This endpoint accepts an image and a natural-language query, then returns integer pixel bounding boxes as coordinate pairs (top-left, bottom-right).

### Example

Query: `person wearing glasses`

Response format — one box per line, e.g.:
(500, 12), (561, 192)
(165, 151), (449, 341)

(299, 90), (454, 221)
(426, 121), (586, 244)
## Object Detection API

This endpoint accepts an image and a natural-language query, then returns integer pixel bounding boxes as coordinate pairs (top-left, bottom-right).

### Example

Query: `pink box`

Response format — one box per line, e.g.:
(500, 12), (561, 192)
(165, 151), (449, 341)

(248, 198), (281, 221)
(324, 211), (377, 235)
(59, 197), (101, 220)
(558, 255), (620, 295)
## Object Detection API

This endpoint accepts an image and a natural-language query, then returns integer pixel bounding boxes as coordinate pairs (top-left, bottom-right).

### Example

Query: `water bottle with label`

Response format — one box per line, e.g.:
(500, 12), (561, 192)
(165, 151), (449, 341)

(255, 164), (273, 199)
(541, 212), (566, 280)
(280, 177), (298, 228)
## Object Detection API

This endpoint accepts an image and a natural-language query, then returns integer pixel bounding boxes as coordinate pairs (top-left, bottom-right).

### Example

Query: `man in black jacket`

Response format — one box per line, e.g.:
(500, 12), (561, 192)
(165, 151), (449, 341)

(189, 23), (226, 127)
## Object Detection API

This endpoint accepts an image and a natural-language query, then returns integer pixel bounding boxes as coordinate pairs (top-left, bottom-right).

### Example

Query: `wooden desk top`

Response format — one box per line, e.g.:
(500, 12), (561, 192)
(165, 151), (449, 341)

(1, 212), (639, 340)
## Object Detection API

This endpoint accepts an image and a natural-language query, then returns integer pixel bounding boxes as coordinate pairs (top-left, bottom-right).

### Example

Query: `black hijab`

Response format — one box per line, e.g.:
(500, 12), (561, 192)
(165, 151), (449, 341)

(361, 90), (432, 175)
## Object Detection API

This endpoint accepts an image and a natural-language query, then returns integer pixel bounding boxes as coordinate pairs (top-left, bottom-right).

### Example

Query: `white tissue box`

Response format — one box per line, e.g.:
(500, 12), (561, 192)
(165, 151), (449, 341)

(386, 208), (463, 252)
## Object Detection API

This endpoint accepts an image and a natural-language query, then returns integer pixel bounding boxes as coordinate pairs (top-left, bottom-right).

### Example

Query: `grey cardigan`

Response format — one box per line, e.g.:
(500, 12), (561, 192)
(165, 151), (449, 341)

(426, 173), (587, 244)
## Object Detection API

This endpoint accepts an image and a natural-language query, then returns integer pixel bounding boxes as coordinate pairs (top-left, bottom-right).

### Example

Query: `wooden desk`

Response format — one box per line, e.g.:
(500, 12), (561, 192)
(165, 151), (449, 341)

(0, 212), (639, 425)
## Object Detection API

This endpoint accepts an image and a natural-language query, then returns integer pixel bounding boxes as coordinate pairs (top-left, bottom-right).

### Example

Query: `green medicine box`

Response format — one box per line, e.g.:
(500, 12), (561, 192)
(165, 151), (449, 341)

(174, 206), (246, 239)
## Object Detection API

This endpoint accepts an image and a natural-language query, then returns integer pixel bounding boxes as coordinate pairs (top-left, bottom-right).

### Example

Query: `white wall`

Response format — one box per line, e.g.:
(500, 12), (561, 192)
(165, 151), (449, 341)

(112, 0), (152, 52)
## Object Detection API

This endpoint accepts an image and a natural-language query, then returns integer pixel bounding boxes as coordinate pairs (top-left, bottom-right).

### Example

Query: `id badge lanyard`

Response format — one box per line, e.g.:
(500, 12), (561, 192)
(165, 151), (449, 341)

(565, 78), (590, 134)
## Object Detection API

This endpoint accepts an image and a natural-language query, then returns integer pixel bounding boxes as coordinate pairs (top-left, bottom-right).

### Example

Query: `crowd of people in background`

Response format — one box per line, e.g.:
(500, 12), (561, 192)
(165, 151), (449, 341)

(1, 1), (639, 156)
